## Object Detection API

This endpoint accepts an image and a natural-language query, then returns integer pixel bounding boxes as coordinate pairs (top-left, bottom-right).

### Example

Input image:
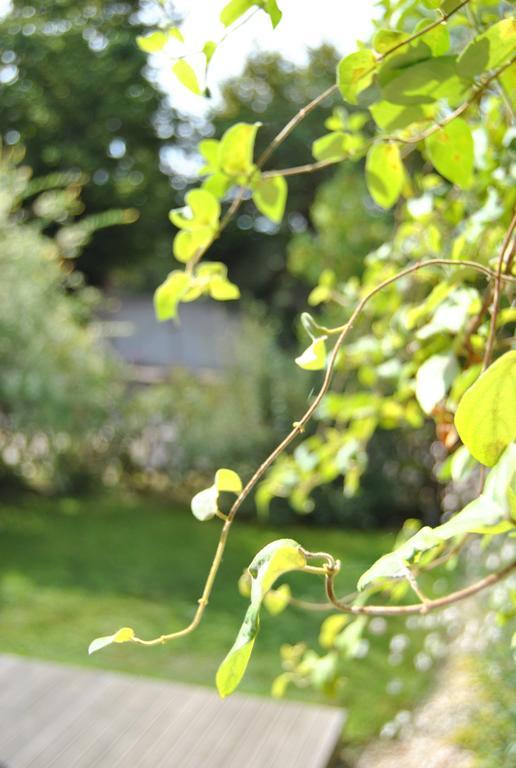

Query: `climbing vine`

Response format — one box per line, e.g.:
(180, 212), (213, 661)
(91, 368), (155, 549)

(90, 0), (516, 700)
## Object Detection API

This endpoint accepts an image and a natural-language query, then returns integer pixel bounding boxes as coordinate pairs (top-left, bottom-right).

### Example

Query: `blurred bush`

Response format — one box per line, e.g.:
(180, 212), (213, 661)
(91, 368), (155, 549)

(0, 145), (126, 492)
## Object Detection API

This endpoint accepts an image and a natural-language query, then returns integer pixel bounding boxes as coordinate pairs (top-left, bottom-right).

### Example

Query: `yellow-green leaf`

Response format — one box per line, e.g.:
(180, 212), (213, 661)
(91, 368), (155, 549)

(319, 614), (350, 650)
(219, 122), (260, 177)
(337, 50), (376, 105)
(248, 538), (306, 600)
(215, 468), (243, 494)
(263, 584), (291, 615)
(173, 59), (202, 95)
(252, 175), (287, 223)
(454, 351), (516, 466)
(425, 118), (474, 189)
(136, 31), (169, 53)
(366, 143), (404, 209)
(220, 0), (255, 27)
(88, 626), (135, 655)
(216, 604), (259, 698)
(458, 18), (516, 79)
(154, 272), (191, 321)
(295, 337), (327, 371)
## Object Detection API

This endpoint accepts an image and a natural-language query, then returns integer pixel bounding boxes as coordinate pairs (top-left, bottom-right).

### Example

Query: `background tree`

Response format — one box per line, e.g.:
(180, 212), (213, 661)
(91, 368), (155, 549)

(0, 0), (192, 286)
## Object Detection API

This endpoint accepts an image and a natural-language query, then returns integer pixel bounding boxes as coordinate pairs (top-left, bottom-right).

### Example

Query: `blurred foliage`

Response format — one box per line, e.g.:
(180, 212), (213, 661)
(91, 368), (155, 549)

(0, 145), (126, 491)
(0, 0), (194, 287)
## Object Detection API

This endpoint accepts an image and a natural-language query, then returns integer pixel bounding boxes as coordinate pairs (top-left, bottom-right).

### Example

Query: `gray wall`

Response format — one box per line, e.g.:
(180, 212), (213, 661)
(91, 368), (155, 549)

(101, 294), (240, 373)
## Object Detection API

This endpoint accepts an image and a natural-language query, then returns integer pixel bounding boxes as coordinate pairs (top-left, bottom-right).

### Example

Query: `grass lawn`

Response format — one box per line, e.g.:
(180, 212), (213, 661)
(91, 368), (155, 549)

(0, 494), (445, 744)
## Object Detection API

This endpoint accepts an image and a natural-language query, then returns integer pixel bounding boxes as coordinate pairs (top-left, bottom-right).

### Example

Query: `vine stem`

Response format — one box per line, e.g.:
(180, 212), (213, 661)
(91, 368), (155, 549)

(325, 559), (516, 616)
(134, 256), (513, 646)
(482, 210), (516, 372)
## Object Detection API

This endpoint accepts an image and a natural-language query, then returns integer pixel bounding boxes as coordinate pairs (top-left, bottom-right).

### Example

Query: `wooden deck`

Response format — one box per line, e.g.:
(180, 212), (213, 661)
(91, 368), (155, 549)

(0, 654), (345, 767)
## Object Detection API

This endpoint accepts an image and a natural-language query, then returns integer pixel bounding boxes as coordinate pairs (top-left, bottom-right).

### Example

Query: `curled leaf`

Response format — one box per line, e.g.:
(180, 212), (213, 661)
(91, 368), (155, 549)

(88, 627), (135, 655)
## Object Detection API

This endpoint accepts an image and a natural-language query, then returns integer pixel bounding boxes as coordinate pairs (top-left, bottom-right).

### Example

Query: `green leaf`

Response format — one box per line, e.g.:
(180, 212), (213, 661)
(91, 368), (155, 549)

(88, 627), (135, 655)
(365, 143), (404, 209)
(208, 277), (240, 301)
(357, 527), (442, 589)
(216, 540), (305, 696)
(136, 31), (169, 53)
(172, 60), (202, 95)
(264, 0), (282, 28)
(436, 495), (512, 538)
(252, 175), (287, 223)
(312, 132), (349, 162)
(248, 539), (306, 599)
(455, 351), (516, 466)
(216, 603), (260, 697)
(220, 0), (255, 27)
(319, 614), (350, 650)
(219, 122), (260, 177)
(484, 443), (516, 515)
(425, 118), (474, 189)
(337, 50), (376, 105)
(181, 189), (221, 229)
(154, 271), (191, 321)
(335, 616), (367, 656)
(215, 468), (242, 494)
(413, 19), (450, 56)
(203, 41), (217, 64)
(295, 337), (327, 371)
(382, 57), (470, 107)
(271, 672), (292, 698)
(173, 228), (214, 263)
(370, 100), (435, 131)
(373, 29), (408, 54)
(415, 352), (459, 414)
(458, 18), (516, 79)
(263, 584), (291, 615)
(191, 467), (242, 521)
(198, 139), (220, 175)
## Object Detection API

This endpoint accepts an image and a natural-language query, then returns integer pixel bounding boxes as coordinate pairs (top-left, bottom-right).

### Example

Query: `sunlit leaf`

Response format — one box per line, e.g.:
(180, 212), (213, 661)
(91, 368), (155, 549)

(425, 118), (474, 189)
(220, 0), (255, 27)
(458, 18), (516, 78)
(455, 351), (516, 466)
(136, 31), (169, 53)
(415, 352), (459, 414)
(88, 626), (135, 655)
(337, 50), (376, 105)
(191, 485), (219, 521)
(295, 337), (327, 371)
(219, 122), (260, 177)
(357, 527), (442, 589)
(172, 59), (202, 95)
(252, 175), (287, 223)
(264, 584), (291, 615)
(203, 41), (217, 64)
(248, 538), (306, 599)
(154, 271), (191, 321)
(216, 603), (259, 697)
(334, 616), (367, 657)
(382, 57), (470, 107)
(215, 468), (243, 494)
(265, 0), (282, 27)
(366, 143), (404, 209)
(373, 29), (408, 54)
(217, 539), (305, 696)
(319, 614), (350, 649)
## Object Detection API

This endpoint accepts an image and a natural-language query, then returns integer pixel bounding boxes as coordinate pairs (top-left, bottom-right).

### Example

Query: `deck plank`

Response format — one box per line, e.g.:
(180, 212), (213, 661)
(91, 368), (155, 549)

(0, 654), (344, 767)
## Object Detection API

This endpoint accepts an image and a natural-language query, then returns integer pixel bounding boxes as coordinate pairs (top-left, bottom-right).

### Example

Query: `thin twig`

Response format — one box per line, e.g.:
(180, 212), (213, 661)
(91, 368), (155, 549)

(325, 559), (516, 616)
(482, 211), (516, 372)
